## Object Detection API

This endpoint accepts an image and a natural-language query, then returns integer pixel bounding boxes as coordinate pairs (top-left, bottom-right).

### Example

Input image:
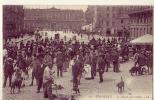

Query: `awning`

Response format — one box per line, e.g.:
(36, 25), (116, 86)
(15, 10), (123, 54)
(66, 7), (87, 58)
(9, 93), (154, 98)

(130, 34), (153, 45)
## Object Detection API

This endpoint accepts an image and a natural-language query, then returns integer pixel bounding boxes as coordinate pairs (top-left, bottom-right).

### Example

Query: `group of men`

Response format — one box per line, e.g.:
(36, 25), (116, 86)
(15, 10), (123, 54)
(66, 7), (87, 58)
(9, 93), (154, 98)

(3, 31), (153, 98)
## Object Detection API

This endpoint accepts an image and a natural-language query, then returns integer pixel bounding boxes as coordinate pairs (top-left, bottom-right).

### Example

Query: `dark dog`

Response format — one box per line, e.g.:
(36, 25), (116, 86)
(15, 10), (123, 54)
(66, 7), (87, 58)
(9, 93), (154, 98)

(129, 66), (147, 76)
(10, 68), (23, 94)
(129, 66), (140, 76)
(53, 84), (64, 90)
(116, 77), (124, 93)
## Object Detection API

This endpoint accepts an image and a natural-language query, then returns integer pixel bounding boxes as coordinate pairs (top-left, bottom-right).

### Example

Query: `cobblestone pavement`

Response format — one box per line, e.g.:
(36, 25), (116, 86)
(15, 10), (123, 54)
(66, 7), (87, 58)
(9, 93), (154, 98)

(3, 60), (152, 100)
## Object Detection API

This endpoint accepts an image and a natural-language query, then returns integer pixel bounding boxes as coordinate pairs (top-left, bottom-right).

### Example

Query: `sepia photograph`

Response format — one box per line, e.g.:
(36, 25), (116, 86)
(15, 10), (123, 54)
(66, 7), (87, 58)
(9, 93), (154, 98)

(2, 5), (153, 100)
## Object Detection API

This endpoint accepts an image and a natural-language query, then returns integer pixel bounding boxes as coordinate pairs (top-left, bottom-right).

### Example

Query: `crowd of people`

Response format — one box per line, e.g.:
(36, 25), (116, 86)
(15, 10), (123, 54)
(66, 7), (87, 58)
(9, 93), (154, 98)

(3, 31), (153, 99)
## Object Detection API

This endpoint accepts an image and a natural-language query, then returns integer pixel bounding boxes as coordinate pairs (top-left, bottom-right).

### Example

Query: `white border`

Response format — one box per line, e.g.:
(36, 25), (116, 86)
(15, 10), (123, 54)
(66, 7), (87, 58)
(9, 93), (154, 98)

(0, 1), (154, 100)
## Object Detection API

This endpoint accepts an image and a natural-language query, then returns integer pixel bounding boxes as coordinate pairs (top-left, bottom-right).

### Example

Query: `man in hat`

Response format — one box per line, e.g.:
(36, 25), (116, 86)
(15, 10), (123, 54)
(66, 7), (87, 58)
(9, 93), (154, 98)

(26, 41), (32, 58)
(105, 50), (111, 72)
(72, 55), (82, 92)
(97, 52), (106, 83)
(3, 57), (14, 87)
(35, 55), (44, 93)
(134, 50), (139, 67)
(111, 49), (119, 72)
(137, 50), (146, 75)
(91, 51), (97, 79)
(20, 40), (24, 50)
(43, 49), (53, 68)
(32, 42), (37, 56)
(56, 50), (64, 77)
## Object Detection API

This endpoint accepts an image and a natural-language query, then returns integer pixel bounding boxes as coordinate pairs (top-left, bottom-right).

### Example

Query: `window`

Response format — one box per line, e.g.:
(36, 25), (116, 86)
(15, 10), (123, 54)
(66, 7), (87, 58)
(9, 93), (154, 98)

(144, 28), (146, 34)
(112, 7), (114, 11)
(121, 20), (124, 23)
(134, 28), (136, 37)
(112, 22), (115, 27)
(107, 7), (109, 11)
(112, 14), (115, 18)
(150, 27), (152, 34)
(140, 28), (142, 35)
(144, 18), (146, 23)
(106, 21), (109, 26)
(136, 28), (138, 37)
(140, 17), (142, 23)
(102, 19), (103, 25)
(107, 13), (109, 18)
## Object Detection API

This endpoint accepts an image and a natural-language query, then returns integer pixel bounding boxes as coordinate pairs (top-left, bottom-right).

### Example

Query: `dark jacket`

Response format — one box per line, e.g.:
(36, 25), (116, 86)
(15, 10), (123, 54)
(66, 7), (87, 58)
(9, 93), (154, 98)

(97, 55), (105, 73)
(105, 52), (110, 62)
(4, 60), (14, 75)
(72, 59), (82, 77)
(33, 59), (44, 79)
(111, 51), (119, 62)
(137, 53), (146, 66)
(56, 52), (64, 67)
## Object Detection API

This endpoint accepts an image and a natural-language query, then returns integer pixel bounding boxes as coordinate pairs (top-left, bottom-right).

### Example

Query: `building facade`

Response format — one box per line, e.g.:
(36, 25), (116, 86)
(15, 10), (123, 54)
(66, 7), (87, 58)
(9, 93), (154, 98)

(85, 6), (153, 38)
(3, 5), (24, 39)
(128, 6), (153, 38)
(85, 6), (95, 25)
(85, 6), (127, 36)
(95, 6), (119, 36)
(24, 7), (84, 32)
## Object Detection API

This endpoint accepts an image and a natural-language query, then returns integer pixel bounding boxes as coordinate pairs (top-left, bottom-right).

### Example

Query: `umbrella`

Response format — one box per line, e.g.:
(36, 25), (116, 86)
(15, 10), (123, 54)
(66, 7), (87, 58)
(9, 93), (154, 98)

(130, 34), (153, 45)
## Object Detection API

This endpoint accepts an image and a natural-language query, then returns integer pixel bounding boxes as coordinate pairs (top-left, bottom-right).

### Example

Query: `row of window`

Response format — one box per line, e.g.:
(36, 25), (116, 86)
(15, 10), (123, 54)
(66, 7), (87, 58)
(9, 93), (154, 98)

(98, 20), (115, 27)
(128, 6), (151, 12)
(25, 13), (82, 21)
(24, 22), (81, 29)
(130, 27), (153, 37)
(131, 16), (152, 24)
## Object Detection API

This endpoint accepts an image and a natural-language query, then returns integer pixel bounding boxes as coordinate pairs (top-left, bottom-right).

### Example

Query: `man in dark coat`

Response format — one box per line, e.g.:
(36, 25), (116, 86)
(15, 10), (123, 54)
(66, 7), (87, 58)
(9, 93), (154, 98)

(72, 56), (82, 92)
(16, 51), (27, 73)
(105, 51), (111, 72)
(137, 51), (146, 75)
(56, 51), (64, 77)
(91, 51), (97, 79)
(97, 53), (106, 83)
(34, 55), (44, 93)
(20, 40), (24, 50)
(112, 50), (119, 72)
(3, 58), (14, 88)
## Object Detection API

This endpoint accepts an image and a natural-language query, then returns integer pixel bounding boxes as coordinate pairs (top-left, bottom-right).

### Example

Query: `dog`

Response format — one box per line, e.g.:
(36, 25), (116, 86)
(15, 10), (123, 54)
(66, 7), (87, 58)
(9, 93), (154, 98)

(10, 68), (23, 94)
(116, 76), (124, 93)
(129, 66), (147, 76)
(53, 84), (64, 90)
(129, 66), (140, 76)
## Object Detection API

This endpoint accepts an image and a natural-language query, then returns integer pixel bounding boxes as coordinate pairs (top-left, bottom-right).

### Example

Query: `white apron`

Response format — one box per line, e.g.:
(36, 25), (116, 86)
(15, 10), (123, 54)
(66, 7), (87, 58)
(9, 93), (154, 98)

(84, 64), (91, 79)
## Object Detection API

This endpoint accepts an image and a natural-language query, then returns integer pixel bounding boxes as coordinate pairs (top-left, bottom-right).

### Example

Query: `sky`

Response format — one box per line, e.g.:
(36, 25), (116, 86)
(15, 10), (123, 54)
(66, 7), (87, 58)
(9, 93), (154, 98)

(24, 5), (88, 12)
